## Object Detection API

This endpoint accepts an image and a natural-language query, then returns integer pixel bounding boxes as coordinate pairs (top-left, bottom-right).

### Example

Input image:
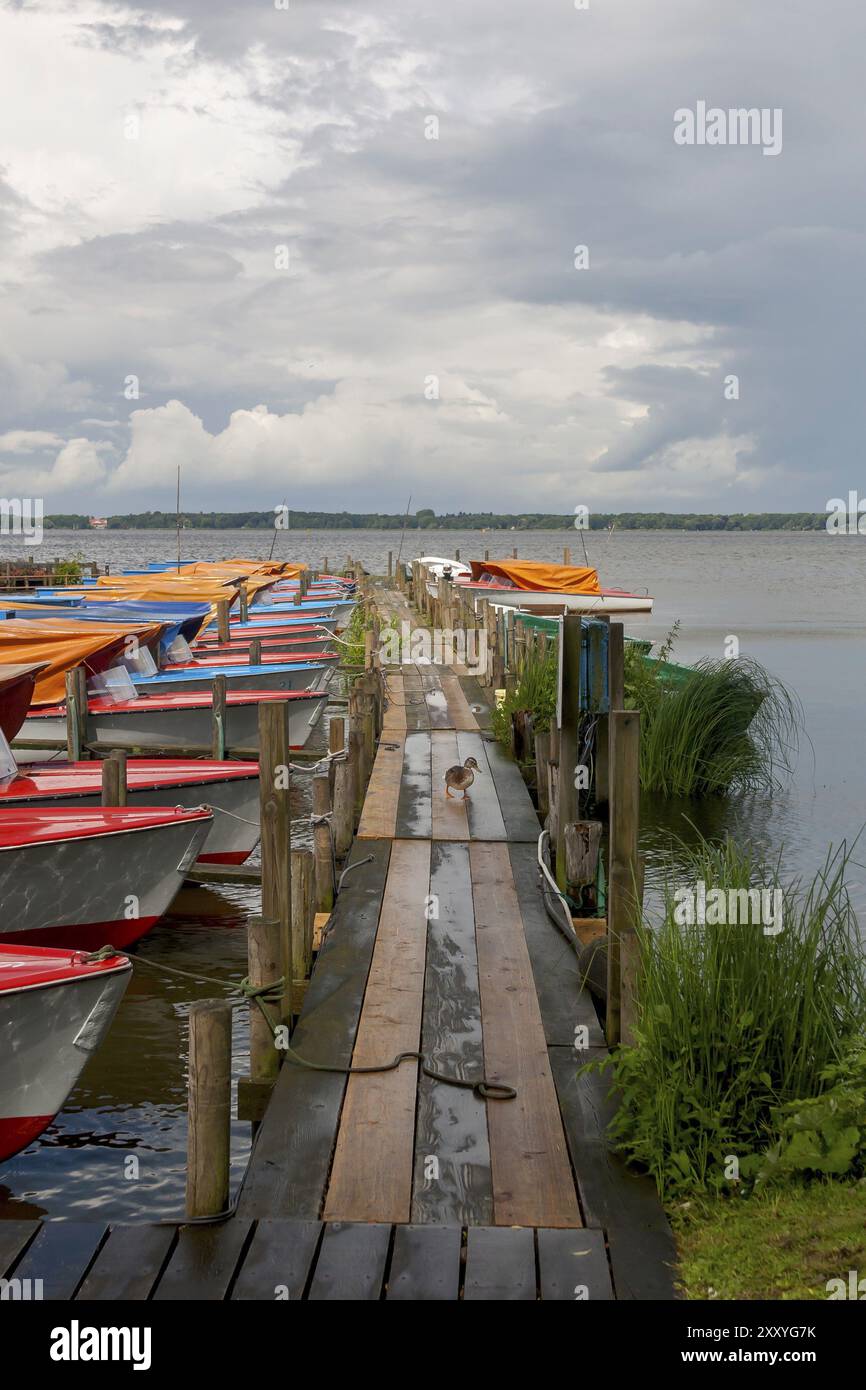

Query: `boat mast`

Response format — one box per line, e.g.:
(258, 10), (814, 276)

(175, 464), (182, 572)
(395, 494), (412, 568)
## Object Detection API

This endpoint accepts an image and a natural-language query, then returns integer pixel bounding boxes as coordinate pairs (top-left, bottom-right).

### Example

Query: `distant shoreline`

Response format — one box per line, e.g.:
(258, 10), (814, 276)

(43, 510), (830, 533)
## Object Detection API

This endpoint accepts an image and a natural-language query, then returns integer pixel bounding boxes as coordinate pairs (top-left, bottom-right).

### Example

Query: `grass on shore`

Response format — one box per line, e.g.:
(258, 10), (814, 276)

(672, 1183), (866, 1300)
(596, 836), (866, 1196)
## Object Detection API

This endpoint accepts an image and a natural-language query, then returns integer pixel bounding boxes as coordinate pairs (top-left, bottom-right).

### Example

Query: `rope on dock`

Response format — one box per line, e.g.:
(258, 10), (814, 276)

(82, 950), (518, 1103)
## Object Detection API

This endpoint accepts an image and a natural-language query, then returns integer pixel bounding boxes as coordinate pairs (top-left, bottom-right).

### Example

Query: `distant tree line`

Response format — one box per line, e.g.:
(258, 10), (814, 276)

(41, 508), (830, 532)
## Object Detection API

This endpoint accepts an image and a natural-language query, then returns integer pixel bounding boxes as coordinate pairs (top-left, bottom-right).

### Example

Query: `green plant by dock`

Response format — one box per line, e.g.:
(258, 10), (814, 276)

(593, 836), (866, 1199)
(490, 644), (557, 753)
(624, 624), (803, 797)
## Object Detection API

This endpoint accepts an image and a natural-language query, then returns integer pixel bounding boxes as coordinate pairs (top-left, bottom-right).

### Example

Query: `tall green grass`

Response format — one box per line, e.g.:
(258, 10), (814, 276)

(596, 836), (866, 1196)
(490, 644), (558, 749)
(626, 632), (802, 795)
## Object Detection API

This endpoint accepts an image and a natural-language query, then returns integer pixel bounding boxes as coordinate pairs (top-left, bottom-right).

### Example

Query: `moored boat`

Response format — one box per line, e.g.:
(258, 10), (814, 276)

(0, 805), (214, 949)
(0, 943), (132, 1161)
(16, 688), (327, 759)
(426, 559), (654, 614)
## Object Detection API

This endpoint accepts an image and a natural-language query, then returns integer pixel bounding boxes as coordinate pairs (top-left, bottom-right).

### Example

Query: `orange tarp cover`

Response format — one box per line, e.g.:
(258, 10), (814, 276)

(468, 560), (601, 594)
(0, 620), (163, 704)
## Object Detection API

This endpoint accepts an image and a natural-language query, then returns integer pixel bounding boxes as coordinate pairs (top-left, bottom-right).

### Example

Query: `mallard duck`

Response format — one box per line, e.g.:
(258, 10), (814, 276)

(444, 756), (480, 797)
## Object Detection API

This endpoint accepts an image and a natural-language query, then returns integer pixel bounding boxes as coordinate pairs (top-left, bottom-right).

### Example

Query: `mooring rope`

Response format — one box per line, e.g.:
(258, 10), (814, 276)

(82, 948), (517, 1103)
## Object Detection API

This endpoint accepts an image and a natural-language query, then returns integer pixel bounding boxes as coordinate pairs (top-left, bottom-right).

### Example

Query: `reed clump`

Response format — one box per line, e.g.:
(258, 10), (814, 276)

(593, 835), (866, 1197)
(625, 629), (802, 796)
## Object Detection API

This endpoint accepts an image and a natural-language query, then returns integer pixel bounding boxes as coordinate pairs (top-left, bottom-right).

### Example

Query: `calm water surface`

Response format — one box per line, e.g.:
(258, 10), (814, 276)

(0, 527), (863, 1219)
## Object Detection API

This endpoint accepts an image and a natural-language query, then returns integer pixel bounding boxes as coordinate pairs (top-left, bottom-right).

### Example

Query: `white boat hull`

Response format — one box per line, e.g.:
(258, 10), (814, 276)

(464, 588), (653, 614)
(18, 695), (327, 760)
(1, 771), (261, 865)
(0, 813), (214, 949)
(0, 957), (131, 1159)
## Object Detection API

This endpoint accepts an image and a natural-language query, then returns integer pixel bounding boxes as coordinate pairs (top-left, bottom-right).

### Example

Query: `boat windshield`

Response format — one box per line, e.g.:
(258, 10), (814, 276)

(0, 725), (18, 784)
(163, 633), (194, 665)
(87, 665), (139, 703)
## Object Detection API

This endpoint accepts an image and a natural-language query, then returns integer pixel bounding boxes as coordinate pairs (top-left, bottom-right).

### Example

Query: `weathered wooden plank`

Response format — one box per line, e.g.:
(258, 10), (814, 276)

(549, 1045), (678, 1299)
(395, 730), (432, 838)
(307, 1221), (390, 1301)
(381, 670), (408, 734)
(420, 665), (454, 729)
(464, 1226), (536, 1301)
(508, 842), (605, 1049)
(153, 1220), (253, 1301)
(401, 665), (429, 731)
(357, 734), (404, 839)
(537, 1227), (613, 1301)
(458, 674), (492, 730)
(483, 734), (543, 841)
(455, 731), (507, 840)
(238, 842), (392, 1219)
(430, 730), (470, 841)
(387, 1224), (462, 1301)
(11, 1221), (107, 1300)
(438, 670), (480, 730)
(471, 841), (582, 1229)
(412, 842), (493, 1225)
(324, 840), (431, 1223)
(0, 1220), (40, 1277)
(75, 1225), (176, 1301)
(231, 1220), (321, 1300)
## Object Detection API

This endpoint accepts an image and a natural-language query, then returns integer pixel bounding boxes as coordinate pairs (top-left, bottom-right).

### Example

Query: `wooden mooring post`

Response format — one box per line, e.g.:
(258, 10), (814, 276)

(258, 701), (293, 1024)
(65, 667), (88, 761)
(100, 751), (128, 806)
(291, 848), (315, 982)
(555, 614), (582, 892)
(312, 774), (334, 913)
(217, 600), (231, 643)
(606, 708), (641, 1047)
(211, 674), (227, 759)
(237, 914), (282, 1124)
(186, 999), (233, 1219)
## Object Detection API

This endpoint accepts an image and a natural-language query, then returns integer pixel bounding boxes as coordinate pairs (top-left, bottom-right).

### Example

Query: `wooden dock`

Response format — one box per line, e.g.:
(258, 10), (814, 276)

(0, 629), (677, 1300)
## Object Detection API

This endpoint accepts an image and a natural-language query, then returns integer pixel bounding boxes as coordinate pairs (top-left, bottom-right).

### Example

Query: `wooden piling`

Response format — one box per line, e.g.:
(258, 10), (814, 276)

(216, 600), (230, 643)
(249, 637), (262, 665)
(211, 674), (227, 759)
(387, 550), (393, 578)
(258, 702), (293, 1023)
(100, 755), (125, 806)
(606, 709), (640, 1047)
(595, 621), (624, 806)
(312, 775), (333, 913)
(65, 667), (88, 762)
(186, 1000), (233, 1219)
(237, 913), (282, 1121)
(534, 730), (551, 815)
(290, 849), (315, 982)
(238, 583), (249, 623)
(555, 615), (582, 892)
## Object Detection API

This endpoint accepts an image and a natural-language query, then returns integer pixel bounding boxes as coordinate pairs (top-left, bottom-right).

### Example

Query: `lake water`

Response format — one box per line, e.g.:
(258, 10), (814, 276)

(0, 526), (863, 1221)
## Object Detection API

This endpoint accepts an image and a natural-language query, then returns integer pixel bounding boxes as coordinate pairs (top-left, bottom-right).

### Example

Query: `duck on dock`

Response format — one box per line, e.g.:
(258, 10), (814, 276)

(444, 756), (480, 798)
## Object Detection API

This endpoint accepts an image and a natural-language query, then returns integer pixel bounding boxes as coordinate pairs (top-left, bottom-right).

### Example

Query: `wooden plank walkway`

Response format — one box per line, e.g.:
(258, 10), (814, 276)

(238, 653), (677, 1296)
(6, 644), (676, 1300)
(0, 1217), (615, 1301)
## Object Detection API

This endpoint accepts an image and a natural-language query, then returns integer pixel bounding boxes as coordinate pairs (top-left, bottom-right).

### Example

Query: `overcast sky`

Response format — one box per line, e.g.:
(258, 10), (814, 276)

(0, 0), (863, 515)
